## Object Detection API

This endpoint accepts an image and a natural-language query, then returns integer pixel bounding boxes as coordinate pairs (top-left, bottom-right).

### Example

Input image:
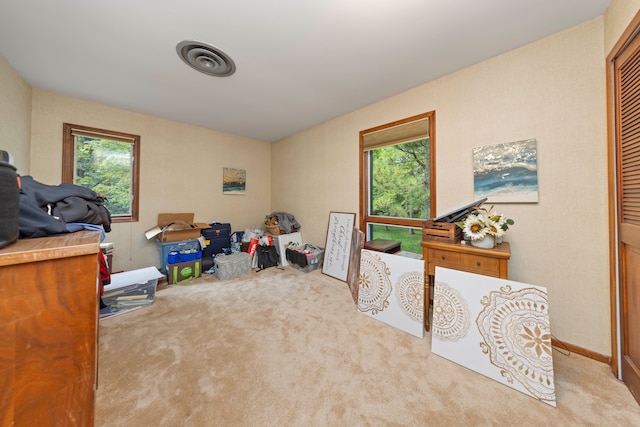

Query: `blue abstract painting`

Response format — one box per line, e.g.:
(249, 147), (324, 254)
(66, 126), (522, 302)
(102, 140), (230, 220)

(473, 139), (538, 203)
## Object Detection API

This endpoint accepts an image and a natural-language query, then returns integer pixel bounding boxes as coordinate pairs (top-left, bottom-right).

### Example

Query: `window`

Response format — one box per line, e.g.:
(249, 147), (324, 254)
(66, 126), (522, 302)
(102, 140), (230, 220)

(62, 123), (140, 222)
(359, 112), (435, 254)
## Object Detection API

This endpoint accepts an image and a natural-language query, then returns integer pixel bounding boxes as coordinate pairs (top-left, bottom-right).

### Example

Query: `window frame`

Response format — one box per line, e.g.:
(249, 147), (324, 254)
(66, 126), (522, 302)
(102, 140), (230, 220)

(359, 111), (436, 235)
(62, 123), (140, 223)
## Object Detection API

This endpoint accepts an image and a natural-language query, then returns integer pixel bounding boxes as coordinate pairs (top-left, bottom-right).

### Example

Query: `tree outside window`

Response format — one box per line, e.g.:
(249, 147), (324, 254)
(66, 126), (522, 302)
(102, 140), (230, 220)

(370, 139), (430, 219)
(62, 123), (140, 222)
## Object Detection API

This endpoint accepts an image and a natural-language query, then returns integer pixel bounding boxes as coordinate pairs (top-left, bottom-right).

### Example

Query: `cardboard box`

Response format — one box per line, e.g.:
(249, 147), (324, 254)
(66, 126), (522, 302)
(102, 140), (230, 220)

(167, 258), (201, 284)
(145, 213), (209, 243)
(100, 267), (164, 318)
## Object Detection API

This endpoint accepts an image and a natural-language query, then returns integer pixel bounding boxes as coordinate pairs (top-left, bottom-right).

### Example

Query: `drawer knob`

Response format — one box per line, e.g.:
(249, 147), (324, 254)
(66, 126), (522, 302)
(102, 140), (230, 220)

(476, 261), (481, 266)
(441, 255), (445, 260)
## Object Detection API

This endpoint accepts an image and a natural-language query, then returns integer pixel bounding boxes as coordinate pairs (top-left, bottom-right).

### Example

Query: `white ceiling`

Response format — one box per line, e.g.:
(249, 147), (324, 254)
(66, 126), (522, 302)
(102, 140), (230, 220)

(0, 0), (610, 142)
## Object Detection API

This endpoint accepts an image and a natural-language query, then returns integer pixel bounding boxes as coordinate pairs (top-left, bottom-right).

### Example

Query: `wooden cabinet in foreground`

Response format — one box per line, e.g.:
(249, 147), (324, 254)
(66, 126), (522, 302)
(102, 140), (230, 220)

(0, 231), (101, 426)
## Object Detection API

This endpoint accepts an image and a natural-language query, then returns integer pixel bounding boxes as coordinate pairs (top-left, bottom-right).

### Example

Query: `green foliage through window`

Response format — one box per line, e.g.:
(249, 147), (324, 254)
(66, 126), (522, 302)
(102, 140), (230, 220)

(74, 137), (133, 216)
(370, 138), (430, 219)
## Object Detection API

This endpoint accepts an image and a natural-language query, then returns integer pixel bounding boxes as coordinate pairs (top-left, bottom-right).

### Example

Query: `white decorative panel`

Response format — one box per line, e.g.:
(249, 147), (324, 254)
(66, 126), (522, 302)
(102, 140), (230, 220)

(431, 267), (556, 407)
(357, 249), (425, 338)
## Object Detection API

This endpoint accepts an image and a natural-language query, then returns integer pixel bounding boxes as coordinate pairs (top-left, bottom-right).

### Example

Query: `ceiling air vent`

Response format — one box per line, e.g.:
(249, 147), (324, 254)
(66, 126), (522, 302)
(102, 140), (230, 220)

(176, 40), (236, 77)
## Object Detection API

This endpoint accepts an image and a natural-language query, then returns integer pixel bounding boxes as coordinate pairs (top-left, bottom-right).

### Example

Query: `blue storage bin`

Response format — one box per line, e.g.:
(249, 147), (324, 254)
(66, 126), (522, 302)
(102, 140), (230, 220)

(157, 238), (201, 273)
(167, 249), (202, 264)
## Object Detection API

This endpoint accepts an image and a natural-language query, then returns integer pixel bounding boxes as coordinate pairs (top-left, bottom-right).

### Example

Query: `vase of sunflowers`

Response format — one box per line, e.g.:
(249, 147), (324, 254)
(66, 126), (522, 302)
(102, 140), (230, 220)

(455, 205), (514, 249)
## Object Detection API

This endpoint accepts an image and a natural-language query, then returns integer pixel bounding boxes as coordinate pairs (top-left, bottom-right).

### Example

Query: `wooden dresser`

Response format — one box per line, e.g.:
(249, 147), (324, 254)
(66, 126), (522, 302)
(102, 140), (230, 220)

(421, 240), (511, 330)
(0, 231), (101, 426)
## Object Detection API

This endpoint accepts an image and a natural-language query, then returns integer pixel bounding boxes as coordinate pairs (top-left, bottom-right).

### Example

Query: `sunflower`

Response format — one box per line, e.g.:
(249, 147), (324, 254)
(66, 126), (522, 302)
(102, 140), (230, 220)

(485, 218), (504, 238)
(462, 214), (487, 240)
(484, 208), (514, 232)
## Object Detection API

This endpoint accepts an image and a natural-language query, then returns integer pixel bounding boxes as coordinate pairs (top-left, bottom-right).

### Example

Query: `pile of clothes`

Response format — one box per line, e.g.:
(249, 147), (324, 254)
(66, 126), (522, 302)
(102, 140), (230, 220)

(18, 175), (112, 238)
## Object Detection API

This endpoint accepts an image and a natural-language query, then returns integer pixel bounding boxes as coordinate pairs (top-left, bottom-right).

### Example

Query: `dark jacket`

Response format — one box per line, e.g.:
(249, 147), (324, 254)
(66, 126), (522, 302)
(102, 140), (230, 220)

(19, 175), (111, 238)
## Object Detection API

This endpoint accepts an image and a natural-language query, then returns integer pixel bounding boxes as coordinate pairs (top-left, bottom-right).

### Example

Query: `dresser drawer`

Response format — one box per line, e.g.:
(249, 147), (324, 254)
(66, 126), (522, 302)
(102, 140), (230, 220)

(428, 248), (500, 277)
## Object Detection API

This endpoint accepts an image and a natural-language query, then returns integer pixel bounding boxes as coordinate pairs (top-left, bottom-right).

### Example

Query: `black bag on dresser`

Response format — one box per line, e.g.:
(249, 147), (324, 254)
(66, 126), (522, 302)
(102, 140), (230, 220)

(0, 156), (20, 249)
(202, 222), (231, 257)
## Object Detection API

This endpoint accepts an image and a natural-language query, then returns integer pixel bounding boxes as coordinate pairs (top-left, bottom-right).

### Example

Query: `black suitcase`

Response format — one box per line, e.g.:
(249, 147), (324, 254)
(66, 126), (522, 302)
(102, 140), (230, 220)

(202, 222), (231, 257)
(203, 222), (231, 238)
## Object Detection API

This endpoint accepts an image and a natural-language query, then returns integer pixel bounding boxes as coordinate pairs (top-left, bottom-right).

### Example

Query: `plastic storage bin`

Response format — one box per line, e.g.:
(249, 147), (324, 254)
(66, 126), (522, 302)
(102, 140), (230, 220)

(100, 267), (163, 317)
(157, 238), (201, 273)
(286, 244), (324, 273)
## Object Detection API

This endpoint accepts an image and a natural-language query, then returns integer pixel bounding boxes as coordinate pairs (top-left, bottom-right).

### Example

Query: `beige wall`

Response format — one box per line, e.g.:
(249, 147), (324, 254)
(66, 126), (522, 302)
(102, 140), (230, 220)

(0, 54), (31, 173)
(605, 0), (640, 54)
(28, 90), (271, 272)
(272, 17), (611, 355)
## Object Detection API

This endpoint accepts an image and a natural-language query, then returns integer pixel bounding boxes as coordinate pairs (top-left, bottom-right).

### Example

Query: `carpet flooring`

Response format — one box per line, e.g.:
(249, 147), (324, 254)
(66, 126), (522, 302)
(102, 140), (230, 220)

(96, 267), (640, 426)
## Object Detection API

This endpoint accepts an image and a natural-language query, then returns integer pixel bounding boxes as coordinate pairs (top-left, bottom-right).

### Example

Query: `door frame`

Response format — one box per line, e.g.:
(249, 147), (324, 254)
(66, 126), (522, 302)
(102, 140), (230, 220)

(607, 9), (640, 378)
